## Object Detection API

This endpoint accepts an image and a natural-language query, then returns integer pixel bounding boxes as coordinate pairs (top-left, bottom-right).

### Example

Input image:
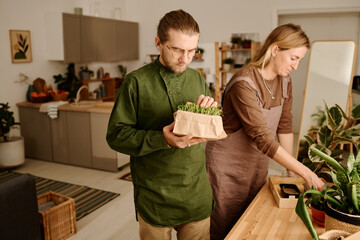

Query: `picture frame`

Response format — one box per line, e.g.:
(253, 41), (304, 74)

(9, 30), (32, 63)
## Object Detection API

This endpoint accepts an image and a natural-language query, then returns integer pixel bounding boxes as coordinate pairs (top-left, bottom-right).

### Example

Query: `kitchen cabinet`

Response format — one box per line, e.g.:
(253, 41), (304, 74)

(90, 113), (118, 171)
(51, 111), (69, 164)
(17, 102), (129, 172)
(18, 107), (53, 161)
(214, 41), (261, 103)
(66, 111), (92, 168)
(45, 13), (139, 63)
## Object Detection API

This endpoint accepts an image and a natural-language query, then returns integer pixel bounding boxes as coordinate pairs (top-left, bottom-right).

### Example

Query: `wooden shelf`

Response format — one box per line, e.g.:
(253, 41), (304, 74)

(214, 41), (261, 103)
(80, 77), (123, 101)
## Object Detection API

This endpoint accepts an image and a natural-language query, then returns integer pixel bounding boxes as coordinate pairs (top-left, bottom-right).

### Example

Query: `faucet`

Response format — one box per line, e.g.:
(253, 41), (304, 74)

(75, 85), (88, 104)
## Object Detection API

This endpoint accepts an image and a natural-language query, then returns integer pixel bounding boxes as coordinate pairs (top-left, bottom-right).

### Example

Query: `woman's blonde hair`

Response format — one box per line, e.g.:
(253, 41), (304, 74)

(250, 23), (310, 68)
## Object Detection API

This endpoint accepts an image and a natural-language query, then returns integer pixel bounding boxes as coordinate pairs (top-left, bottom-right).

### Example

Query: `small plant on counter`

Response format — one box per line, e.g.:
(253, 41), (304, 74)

(296, 147), (360, 239)
(0, 103), (20, 142)
(177, 103), (222, 116)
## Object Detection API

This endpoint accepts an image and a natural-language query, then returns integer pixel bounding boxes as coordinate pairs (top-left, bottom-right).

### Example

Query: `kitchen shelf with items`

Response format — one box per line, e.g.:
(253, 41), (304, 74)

(214, 41), (261, 103)
(79, 77), (122, 101)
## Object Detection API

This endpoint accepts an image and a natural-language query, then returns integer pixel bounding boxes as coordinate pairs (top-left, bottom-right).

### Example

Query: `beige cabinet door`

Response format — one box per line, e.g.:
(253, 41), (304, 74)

(51, 111), (69, 164)
(62, 13), (81, 63)
(18, 107), (53, 162)
(96, 18), (116, 62)
(114, 21), (139, 61)
(66, 111), (92, 168)
(80, 15), (98, 62)
(90, 113), (119, 171)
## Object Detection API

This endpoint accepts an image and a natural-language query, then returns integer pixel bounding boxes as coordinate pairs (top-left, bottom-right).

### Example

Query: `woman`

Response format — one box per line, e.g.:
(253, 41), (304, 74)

(205, 23), (325, 240)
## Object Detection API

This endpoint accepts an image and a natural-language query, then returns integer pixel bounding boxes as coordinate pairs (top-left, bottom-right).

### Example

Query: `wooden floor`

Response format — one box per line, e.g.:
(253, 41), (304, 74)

(15, 158), (140, 240)
(15, 153), (289, 240)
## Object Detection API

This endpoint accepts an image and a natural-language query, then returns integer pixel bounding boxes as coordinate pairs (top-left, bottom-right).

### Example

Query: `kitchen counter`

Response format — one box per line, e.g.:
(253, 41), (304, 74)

(17, 101), (114, 114)
(225, 178), (324, 240)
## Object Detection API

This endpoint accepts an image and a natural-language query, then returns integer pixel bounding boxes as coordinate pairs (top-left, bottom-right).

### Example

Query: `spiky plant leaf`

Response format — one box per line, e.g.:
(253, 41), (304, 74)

(347, 152), (355, 174)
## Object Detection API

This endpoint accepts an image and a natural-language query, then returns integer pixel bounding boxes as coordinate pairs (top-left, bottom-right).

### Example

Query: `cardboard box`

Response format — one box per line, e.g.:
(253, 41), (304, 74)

(269, 175), (305, 208)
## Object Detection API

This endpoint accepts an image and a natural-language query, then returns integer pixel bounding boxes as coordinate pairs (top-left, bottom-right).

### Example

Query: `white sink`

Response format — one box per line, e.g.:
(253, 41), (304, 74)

(70, 101), (102, 107)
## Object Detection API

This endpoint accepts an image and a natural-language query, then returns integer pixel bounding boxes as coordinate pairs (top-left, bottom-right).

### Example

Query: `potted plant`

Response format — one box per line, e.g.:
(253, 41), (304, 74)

(241, 39), (251, 48)
(296, 147), (360, 239)
(79, 65), (94, 80)
(195, 48), (205, 60)
(230, 36), (242, 49)
(223, 58), (234, 71)
(301, 103), (360, 181)
(0, 102), (25, 168)
(54, 63), (82, 101)
(298, 102), (360, 227)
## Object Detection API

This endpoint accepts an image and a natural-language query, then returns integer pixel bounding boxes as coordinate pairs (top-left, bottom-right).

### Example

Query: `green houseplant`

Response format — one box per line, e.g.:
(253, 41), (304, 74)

(296, 147), (360, 239)
(301, 103), (360, 180)
(223, 58), (234, 71)
(230, 36), (242, 49)
(0, 102), (25, 168)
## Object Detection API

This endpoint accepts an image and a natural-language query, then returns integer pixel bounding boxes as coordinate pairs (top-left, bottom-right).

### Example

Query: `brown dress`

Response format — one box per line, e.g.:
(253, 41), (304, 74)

(205, 66), (292, 240)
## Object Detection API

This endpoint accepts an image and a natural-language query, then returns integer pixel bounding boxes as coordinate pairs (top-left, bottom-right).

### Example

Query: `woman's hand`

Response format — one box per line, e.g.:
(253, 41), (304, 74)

(194, 94), (217, 108)
(163, 122), (206, 148)
(304, 170), (325, 191)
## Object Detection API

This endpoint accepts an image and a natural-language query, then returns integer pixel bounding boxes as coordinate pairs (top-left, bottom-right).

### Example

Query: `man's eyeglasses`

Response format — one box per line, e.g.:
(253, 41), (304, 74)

(166, 45), (199, 60)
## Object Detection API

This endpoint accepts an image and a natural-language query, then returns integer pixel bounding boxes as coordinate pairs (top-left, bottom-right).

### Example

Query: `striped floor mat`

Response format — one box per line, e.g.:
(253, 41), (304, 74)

(0, 170), (120, 221)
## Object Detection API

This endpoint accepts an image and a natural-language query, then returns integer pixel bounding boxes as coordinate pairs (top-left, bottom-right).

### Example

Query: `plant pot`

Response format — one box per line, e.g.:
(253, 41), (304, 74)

(0, 136), (25, 168)
(223, 64), (232, 71)
(311, 205), (325, 227)
(325, 203), (360, 234)
(79, 72), (90, 80)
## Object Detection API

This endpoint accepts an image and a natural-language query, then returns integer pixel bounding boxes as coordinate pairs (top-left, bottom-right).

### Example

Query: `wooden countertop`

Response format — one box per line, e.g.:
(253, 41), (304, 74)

(17, 101), (114, 114)
(225, 178), (325, 240)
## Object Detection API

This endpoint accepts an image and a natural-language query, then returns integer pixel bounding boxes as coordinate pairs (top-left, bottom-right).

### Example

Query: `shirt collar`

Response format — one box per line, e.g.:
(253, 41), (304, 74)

(154, 56), (186, 78)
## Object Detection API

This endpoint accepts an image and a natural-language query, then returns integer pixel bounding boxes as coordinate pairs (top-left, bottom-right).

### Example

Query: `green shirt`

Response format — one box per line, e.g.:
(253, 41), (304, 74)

(106, 59), (214, 226)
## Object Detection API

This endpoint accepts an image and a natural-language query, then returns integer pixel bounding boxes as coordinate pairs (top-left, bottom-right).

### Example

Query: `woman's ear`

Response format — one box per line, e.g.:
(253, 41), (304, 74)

(271, 45), (279, 58)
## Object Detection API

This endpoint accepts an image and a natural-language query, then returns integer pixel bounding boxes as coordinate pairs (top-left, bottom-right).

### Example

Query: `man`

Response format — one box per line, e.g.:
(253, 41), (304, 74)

(106, 9), (216, 240)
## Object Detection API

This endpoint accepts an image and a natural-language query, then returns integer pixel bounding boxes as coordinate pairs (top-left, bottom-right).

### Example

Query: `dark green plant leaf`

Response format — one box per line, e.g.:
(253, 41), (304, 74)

(308, 144), (329, 162)
(330, 149), (344, 158)
(304, 135), (315, 145)
(335, 104), (349, 121)
(352, 104), (360, 120)
(317, 125), (332, 147)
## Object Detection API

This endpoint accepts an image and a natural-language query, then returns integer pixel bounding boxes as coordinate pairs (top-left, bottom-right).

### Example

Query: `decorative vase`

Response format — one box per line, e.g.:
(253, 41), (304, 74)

(26, 85), (35, 101)
(0, 136), (25, 168)
(311, 205), (325, 227)
(325, 203), (360, 234)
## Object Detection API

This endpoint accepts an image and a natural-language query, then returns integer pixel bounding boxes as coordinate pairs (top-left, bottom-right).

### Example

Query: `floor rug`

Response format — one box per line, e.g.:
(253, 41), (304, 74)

(119, 171), (132, 181)
(0, 170), (120, 221)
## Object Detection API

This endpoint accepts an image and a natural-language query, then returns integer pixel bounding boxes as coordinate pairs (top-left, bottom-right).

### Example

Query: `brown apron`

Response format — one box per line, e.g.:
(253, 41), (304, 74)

(205, 76), (289, 240)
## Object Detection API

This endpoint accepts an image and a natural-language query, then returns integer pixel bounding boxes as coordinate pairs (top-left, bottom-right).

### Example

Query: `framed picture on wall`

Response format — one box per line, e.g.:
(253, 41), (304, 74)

(9, 30), (32, 63)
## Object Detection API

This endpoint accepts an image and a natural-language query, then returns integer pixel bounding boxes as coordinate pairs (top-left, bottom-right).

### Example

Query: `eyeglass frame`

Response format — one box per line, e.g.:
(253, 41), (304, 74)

(166, 45), (200, 60)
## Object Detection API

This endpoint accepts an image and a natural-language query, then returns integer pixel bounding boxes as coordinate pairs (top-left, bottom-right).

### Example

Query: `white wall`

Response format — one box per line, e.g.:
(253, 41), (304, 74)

(1, 0), (360, 131)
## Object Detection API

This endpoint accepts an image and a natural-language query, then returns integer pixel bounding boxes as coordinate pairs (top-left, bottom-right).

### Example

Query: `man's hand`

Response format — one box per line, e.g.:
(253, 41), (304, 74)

(163, 122), (206, 148)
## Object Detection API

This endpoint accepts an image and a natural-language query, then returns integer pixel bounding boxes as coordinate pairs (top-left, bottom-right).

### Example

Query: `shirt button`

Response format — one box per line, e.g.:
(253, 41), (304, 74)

(168, 91), (172, 95)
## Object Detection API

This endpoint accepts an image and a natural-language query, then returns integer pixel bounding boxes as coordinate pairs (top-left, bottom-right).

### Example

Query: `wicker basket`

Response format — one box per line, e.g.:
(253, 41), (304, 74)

(52, 92), (69, 101)
(37, 191), (77, 240)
